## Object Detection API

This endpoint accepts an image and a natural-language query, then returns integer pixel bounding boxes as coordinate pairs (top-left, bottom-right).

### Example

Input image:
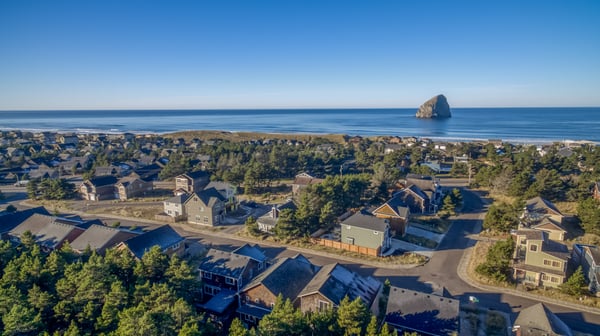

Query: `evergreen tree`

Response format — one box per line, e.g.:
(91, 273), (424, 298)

(560, 266), (587, 296)
(337, 296), (370, 336)
(229, 318), (249, 336)
(258, 295), (308, 336)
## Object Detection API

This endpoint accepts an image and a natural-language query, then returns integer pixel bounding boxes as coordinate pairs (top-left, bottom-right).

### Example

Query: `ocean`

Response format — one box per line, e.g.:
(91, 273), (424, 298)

(1, 107), (599, 143)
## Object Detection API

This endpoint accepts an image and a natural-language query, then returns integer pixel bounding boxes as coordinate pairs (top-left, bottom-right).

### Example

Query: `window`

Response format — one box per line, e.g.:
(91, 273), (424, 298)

(552, 261), (561, 268)
(346, 237), (354, 245)
(204, 216), (209, 223)
(318, 300), (330, 311)
(542, 274), (549, 281)
(172, 242), (180, 250)
(203, 272), (212, 279)
(270, 302), (275, 308)
(520, 239), (527, 245)
(551, 277), (559, 283)
(225, 277), (235, 285)
(544, 259), (552, 266)
(529, 244), (538, 252)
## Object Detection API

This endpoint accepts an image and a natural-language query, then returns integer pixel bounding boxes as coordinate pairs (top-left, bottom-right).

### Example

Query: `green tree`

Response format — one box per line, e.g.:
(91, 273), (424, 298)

(134, 246), (169, 283)
(2, 304), (43, 336)
(577, 198), (600, 235)
(560, 266), (587, 296)
(482, 202), (519, 233)
(258, 295), (308, 336)
(229, 318), (250, 336)
(245, 216), (261, 236)
(337, 296), (370, 336)
(273, 209), (299, 240)
(476, 238), (515, 282)
(366, 315), (379, 336)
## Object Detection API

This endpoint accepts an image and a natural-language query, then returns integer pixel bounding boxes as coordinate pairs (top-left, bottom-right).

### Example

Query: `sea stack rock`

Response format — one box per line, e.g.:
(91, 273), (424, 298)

(416, 94), (451, 118)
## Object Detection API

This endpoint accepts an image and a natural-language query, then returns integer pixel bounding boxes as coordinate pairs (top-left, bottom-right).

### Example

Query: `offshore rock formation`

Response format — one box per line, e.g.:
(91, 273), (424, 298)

(416, 94), (451, 118)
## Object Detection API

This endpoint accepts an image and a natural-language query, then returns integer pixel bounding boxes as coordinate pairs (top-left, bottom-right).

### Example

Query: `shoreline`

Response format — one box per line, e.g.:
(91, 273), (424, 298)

(2, 127), (599, 146)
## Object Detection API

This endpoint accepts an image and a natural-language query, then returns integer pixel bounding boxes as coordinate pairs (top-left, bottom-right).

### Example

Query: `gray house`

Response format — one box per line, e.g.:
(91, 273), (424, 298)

(341, 210), (391, 256)
(572, 244), (600, 295)
(184, 187), (227, 226)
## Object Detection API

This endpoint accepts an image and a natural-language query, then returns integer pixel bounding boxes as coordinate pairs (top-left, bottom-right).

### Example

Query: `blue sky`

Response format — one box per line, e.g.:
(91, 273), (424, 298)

(1, 0), (599, 109)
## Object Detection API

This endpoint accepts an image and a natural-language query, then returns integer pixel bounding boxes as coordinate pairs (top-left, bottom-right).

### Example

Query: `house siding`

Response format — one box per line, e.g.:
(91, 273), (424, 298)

(341, 224), (388, 251)
(299, 293), (332, 313)
(242, 285), (278, 311)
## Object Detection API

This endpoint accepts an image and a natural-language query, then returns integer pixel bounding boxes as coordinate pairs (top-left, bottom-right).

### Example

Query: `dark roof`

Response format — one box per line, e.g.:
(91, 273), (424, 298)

(122, 225), (184, 259)
(385, 286), (459, 336)
(199, 249), (251, 279)
(87, 175), (118, 187)
(201, 289), (236, 314)
(342, 211), (389, 232)
(515, 229), (545, 240)
(584, 245), (600, 266)
(233, 244), (268, 263)
(542, 240), (570, 260)
(374, 196), (410, 218)
(513, 303), (573, 336)
(70, 224), (138, 254)
(243, 254), (320, 301)
(237, 303), (271, 319)
(186, 187), (226, 207)
(184, 170), (209, 179)
(0, 207), (50, 234)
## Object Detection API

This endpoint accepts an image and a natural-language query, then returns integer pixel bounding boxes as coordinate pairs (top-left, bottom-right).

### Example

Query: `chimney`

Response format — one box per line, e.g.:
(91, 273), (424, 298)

(271, 206), (278, 219)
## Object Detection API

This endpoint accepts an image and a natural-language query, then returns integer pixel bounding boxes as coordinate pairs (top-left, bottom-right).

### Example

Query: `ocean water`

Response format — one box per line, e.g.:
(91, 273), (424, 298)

(1, 108), (599, 143)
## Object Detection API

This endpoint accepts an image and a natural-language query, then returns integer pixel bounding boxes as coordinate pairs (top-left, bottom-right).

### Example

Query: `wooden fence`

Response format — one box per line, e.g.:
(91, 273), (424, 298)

(312, 238), (380, 257)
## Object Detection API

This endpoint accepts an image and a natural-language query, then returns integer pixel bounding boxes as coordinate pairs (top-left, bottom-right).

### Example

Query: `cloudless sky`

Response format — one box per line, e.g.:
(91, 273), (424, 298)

(1, 0), (599, 109)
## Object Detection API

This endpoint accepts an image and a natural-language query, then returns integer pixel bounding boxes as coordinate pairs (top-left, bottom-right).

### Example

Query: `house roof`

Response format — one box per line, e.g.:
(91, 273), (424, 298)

(199, 249), (251, 279)
(233, 244), (268, 263)
(121, 225), (184, 259)
(515, 229), (545, 240)
(405, 174), (438, 193)
(513, 303), (573, 336)
(542, 240), (570, 260)
(0, 206), (50, 234)
(583, 245), (600, 266)
(165, 193), (191, 204)
(70, 224), (138, 253)
(531, 218), (567, 234)
(9, 214), (85, 250)
(86, 175), (118, 187)
(201, 289), (236, 314)
(183, 170), (209, 180)
(205, 181), (234, 192)
(385, 286), (459, 336)
(243, 254), (320, 301)
(298, 263), (381, 307)
(185, 187), (227, 207)
(342, 211), (389, 232)
(373, 196), (410, 218)
(526, 197), (563, 217)
(116, 176), (143, 187)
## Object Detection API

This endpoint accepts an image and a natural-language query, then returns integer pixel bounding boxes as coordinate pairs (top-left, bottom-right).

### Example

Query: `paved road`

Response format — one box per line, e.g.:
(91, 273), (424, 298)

(5, 184), (600, 333)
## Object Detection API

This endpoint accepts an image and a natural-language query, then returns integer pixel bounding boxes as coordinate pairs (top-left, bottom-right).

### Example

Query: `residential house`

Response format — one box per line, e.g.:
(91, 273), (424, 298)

(571, 244), (600, 295)
(199, 248), (265, 298)
(70, 224), (138, 254)
(8, 214), (86, 251)
(372, 196), (410, 236)
(79, 175), (118, 201)
(117, 225), (185, 260)
(162, 193), (191, 221)
(232, 244), (269, 271)
(403, 174), (443, 212)
(238, 255), (320, 326)
(131, 163), (163, 183)
(384, 286), (460, 336)
(291, 172), (324, 195)
(520, 196), (567, 241)
(175, 171), (210, 194)
(512, 303), (573, 336)
(28, 167), (59, 180)
(115, 175), (152, 201)
(393, 184), (431, 214)
(57, 133), (79, 145)
(256, 199), (297, 233)
(512, 230), (570, 288)
(297, 263), (381, 313)
(184, 187), (227, 226)
(340, 211), (392, 256)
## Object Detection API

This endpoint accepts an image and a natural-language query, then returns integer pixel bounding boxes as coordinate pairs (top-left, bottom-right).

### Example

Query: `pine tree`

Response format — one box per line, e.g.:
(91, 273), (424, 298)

(229, 318), (249, 336)
(560, 266), (587, 296)
(337, 296), (370, 336)
(366, 315), (378, 336)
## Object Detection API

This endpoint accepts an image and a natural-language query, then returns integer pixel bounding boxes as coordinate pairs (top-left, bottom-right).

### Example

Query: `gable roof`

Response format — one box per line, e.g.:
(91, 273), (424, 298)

(199, 249), (251, 279)
(298, 263), (381, 307)
(526, 197), (563, 217)
(121, 225), (184, 259)
(0, 207), (51, 234)
(233, 244), (268, 263)
(513, 303), (573, 336)
(9, 214), (85, 250)
(183, 170), (209, 180)
(385, 286), (459, 336)
(243, 254), (320, 301)
(342, 211), (389, 232)
(185, 187), (226, 207)
(86, 175), (118, 187)
(372, 196), (410, 218)
(165, 193), (191, 204)
(70, 224), (138, 254)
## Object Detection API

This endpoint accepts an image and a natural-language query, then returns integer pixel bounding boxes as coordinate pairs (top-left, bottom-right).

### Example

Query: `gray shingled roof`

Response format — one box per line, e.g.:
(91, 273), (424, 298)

(186, 187), (226, 207)
(526, 197), (563, 216)
(121, 225), (184, 259)
(9, 214), (85, 250)
(70, 224), (138, 254)
(165, 193), (191, 204)
(0, 207), (50, 234)
(243, 255), (319, 301)
(513, 303), (573, 336)
(199, 249), (251, 279)
(385, 286), (459, 336)
(515, 229), (545, 240)
(342, 211), (389, 232)
(233, 244), (268, 263)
